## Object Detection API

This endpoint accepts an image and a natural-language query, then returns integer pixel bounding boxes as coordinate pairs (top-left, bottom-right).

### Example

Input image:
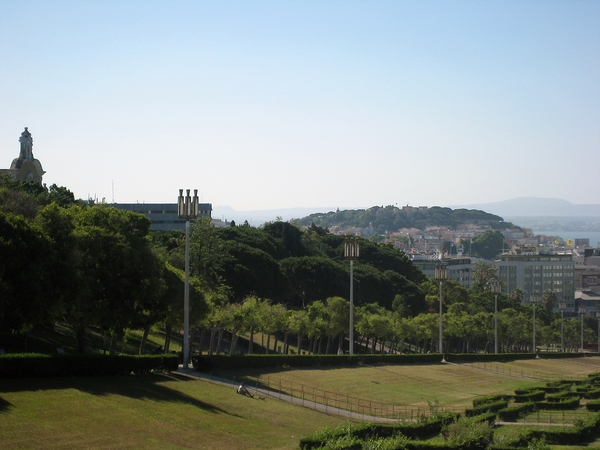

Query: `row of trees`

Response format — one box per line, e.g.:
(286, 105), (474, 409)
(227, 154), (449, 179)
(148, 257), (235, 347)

(2, 175), (597, 356)
(198, 282), (599, 356)
(1, 175), (428, 354)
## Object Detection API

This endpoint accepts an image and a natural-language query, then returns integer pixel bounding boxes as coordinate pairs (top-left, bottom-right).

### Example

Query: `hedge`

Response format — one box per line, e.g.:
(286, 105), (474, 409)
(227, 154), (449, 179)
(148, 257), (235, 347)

(513, 390), (545, 403)
(472, 395), (511, 407)
(506, 412), (600, 446)
(584, 388), (600, 399)
(535, 396), (580, 410)
(465, 400), (508, 417)
(587, 399), (600, 412)
(0, 353), (178, 379)
(191, 351), (588, 371)
(545, 391), (576, 401)
(298, 413), (459, 449)
(497, 402), (536, 421)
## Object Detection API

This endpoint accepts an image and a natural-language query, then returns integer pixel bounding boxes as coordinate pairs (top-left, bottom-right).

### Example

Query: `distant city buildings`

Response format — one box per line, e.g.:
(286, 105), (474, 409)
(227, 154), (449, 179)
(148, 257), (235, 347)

(113, 203), (212, 231)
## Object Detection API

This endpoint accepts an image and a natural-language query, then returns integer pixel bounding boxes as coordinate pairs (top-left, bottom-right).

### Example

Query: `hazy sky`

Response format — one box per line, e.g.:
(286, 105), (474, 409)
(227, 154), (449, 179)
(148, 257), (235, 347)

(1, 1), (599, 211)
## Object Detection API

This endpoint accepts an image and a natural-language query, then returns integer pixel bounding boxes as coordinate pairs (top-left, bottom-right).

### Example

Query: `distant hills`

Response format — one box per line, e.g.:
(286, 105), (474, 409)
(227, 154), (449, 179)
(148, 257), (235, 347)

(452, 197), (600, 218)
(213, 197), (600, 227)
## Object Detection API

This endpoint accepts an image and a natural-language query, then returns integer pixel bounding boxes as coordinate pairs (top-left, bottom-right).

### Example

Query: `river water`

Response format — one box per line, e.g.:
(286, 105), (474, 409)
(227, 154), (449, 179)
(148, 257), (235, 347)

(532, 230), (600, 248)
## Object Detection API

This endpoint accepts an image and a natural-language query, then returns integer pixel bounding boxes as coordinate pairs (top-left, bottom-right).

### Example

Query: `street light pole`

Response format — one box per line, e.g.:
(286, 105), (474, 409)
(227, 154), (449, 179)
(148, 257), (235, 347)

(177, 189), (199, 369)
(531, 292), (539, 356)
(559, 301), (566, 352)
(597, 312), (600, 355)
(435, 264), (448, 362)
(597, 312), (600, 356)
(490, 280), (501, 354)
(344, 237), (359, 355)
(580, 306), (587, 353)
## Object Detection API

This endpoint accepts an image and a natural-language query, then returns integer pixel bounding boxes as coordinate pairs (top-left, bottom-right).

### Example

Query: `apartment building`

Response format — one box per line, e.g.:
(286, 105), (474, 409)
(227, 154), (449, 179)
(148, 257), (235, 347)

(496, 245), (575, 307)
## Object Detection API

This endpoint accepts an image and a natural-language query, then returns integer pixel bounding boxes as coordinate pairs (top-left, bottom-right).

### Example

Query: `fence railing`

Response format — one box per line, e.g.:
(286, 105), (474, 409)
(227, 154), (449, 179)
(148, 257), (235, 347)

(211, 371), (463, 420)
(457, 361), (578, 382)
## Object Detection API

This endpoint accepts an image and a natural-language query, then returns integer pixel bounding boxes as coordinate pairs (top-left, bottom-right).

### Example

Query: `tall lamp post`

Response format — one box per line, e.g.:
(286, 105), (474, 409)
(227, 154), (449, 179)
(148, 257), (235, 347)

(490, 280), (502, 354)
(178, 189), (199, 369)
(597, 311), (600, 356)
(579, 306), (587, 353)
(559, 301), (566, 352)
(344, 237), (360, 355)
(435, 264), (448, 362)
(531, 292), (539, 355)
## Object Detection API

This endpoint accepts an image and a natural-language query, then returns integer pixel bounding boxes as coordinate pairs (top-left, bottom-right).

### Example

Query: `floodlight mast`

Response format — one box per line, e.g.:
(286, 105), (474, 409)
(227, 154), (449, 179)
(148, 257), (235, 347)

(177, 189), (199, 369)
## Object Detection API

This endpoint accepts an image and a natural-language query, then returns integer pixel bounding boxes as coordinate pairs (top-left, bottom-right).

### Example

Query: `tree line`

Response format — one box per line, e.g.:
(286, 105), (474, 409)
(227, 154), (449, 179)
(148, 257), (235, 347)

(1, 175), (597, 355)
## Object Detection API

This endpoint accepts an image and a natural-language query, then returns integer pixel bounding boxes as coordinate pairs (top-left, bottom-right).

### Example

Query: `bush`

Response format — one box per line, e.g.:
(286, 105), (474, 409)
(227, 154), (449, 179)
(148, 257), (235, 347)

(0, 353), (178, 378)
(585, 388), (600, 399)
(586, 399), (600, 412)
(513, 390), (545, 403)
(472, 395), (511, 407)
(465, 400), (508, 417)
(503, 412), (600, 446)
(545, 391), (575, 401)
(535, 396), (579, 410)
(299, 413), (460, 450)
(497, 403), (536, 421)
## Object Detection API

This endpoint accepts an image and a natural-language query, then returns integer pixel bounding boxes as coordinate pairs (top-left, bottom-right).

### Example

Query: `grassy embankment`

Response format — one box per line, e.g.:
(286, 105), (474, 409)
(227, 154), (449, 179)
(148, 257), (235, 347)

(2, 357), (600, 449)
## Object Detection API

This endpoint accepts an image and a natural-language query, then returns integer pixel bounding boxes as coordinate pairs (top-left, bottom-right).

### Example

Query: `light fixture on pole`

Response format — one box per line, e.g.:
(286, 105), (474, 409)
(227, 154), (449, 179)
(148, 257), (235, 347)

(559, 301), (566, 352)
(597, 311), (600, 356)
(344, 237), (359, 355)
(178, 189), (199, 369)
(579, 306), (587, 353)
(531, 292), (539, 356)
(490, 280), (502, 354)
(434, 264), (448, 362)
(596, 311), (600, 356)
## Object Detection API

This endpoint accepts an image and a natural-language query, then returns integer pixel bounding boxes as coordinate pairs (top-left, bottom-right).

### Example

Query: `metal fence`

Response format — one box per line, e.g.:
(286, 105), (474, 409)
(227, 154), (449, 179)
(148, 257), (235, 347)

(213, 371), (463, 421)
(457, 361), (578, 382)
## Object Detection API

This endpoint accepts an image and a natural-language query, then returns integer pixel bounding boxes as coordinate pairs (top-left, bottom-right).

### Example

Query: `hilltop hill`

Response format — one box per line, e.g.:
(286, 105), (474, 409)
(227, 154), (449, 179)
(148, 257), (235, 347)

(295, 205), (509, 235)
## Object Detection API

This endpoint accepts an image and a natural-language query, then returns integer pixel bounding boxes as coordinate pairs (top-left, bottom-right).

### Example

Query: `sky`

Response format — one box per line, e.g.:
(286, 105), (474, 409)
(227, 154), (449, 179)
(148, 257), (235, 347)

(1, 0), (599, 212)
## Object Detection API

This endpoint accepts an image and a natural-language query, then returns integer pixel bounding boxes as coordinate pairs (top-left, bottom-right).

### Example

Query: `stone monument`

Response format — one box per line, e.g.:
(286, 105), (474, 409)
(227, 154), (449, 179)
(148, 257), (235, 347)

(1, 128), (45, 183)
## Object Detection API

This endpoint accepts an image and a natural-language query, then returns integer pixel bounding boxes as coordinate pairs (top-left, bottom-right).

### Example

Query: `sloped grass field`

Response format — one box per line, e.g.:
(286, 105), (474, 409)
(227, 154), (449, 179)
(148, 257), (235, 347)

(1, 357), (599, 449)
(216, 361), (544, 408)
(0, 372), (347, 449)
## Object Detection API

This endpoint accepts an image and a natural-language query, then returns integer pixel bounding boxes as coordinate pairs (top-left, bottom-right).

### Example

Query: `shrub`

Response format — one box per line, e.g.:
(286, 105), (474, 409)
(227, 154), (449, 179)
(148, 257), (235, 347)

(513, 390), (545, 403)
(472, 395), (511, 407)
(497, 403), (536, 421)
(442, 420), (494, 450)
(465, 400), (508, 417)
(535, 396), (579, 410)
(0, 353), (178, 379)
(586, 399), (600, 412)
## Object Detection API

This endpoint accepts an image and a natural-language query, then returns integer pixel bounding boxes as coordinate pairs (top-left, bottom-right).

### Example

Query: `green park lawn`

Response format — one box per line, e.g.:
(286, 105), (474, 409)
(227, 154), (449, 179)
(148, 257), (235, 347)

(1, 357), (599, 449)
(0, 372), (347, 449)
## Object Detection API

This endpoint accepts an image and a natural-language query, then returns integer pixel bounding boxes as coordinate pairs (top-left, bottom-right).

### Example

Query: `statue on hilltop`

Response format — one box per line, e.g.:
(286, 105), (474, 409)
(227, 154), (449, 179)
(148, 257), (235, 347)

(19, 127), (34, 160)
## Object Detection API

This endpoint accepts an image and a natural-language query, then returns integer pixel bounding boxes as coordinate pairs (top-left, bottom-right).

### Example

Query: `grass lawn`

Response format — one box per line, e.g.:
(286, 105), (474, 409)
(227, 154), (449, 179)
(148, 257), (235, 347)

(0, 373), (348, 449)
(1, 357), (599, 449)
(216, 363), (547, 410)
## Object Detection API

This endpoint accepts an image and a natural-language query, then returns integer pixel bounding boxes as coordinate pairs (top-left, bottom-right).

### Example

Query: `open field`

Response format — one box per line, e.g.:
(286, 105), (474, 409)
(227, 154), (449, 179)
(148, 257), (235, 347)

(1, 357), (599, 449)
(0, 372), (347, 449)
(215, 357), (600, 411)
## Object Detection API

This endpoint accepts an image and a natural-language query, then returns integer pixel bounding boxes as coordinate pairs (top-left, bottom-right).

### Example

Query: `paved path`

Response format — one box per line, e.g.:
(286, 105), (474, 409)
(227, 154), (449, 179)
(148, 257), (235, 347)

(176, 366), (399, 422)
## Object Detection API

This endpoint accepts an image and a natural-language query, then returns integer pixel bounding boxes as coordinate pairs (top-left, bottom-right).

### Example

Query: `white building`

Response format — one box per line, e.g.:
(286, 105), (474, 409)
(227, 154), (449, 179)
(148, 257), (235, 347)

(496, 245), (575, 307)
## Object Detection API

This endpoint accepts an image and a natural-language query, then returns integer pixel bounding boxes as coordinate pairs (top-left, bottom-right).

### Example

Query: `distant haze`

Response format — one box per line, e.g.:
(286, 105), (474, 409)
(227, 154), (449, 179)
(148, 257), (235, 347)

(214, 197), (600, 226)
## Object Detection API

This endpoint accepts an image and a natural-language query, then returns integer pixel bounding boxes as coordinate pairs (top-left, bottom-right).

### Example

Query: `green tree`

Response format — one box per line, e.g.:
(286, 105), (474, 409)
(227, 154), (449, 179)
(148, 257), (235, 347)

(470, 261), (500, 293)
(0, 211), (54, 333)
